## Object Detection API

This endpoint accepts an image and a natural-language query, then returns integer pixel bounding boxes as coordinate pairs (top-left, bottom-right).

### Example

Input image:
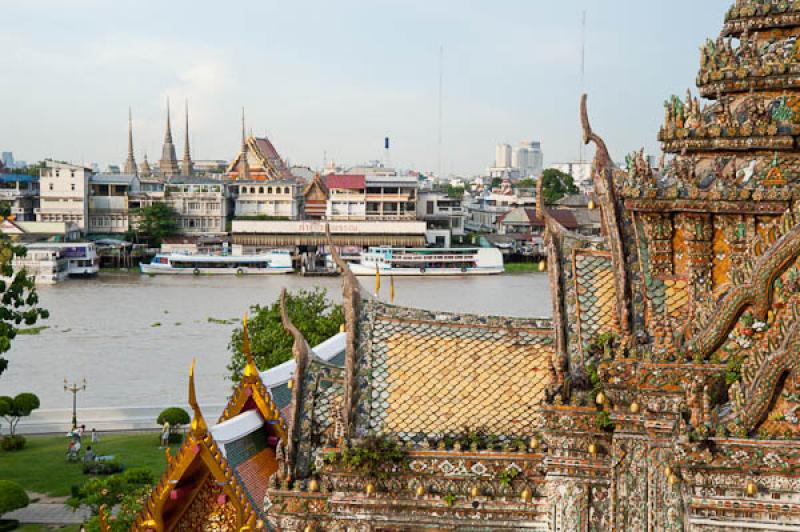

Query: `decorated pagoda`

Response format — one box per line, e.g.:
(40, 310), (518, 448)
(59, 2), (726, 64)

(132, 1), (800, 530)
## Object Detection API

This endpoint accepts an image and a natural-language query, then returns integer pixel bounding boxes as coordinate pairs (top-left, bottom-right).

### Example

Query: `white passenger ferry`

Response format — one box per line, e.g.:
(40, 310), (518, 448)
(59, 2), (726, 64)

(140, 251), (293, 275)
(349, 247), (504, 276)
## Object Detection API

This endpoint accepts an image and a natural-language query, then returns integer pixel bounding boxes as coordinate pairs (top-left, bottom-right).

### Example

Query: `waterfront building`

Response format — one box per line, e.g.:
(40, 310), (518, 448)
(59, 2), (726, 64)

(0, 173), (38, 221)
(232, 180), (303, 220)
(163, 177), (228, 235)
(36, 160), (92, 232)
(158, 100), (180, 177)
(302, 174), (328, 219)
(325, 174), (366, 220)
(0, 219), (80, 242)
(365, 174), (418, 220)
(416, 189), (466, 247)
(231, 219), (426, 248)
(138, 3), (800, 530)
(464, 187), (536, 233)
(87, 174), (139, 234)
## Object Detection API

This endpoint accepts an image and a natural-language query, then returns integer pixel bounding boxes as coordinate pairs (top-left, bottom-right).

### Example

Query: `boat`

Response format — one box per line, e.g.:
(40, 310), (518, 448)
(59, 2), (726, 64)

(349, 246), (504, 276)
(140, 250), (293, 275)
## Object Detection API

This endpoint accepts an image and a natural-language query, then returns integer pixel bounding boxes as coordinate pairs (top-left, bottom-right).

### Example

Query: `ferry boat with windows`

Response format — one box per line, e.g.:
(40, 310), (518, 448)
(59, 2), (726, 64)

(349, 246), (504, 276)
(140, 250), (293, 275)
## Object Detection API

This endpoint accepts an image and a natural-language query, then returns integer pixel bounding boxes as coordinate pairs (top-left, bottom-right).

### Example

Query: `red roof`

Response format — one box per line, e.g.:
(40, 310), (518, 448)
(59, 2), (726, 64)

(326, 174), (365, 190)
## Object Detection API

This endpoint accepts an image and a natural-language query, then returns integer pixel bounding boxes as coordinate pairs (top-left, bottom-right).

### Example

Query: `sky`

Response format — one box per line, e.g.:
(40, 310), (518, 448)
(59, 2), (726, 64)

(0, 0), (732, 176)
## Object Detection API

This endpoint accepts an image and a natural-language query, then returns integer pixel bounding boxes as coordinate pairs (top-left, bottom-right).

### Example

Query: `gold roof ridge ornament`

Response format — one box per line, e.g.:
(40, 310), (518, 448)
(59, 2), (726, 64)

(326, 223), (360, 439)
(188, 358), (208, 436)
(242, 314), (260, 381)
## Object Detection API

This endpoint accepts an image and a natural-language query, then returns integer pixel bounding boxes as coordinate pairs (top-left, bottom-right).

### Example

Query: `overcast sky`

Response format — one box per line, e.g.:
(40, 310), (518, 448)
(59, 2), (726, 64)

(1, 0), (731, 175)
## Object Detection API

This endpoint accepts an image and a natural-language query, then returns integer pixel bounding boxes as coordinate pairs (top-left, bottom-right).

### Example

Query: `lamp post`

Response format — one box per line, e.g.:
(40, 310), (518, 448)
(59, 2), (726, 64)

(64, 378), (86, 430)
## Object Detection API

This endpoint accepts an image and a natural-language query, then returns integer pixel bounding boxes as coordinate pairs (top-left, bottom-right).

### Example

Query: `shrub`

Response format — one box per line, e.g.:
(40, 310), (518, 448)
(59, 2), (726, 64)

(82, 461), (123, 476)
(167, 432), (183, 444)
(1, 434), (26, 451)
(0, 480), (29, 515)
(156, 407), (190, 432)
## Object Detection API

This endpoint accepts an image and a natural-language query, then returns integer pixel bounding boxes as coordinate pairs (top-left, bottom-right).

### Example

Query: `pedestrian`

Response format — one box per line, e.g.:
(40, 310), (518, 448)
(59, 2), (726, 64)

(160, 421), (170, 448)
(91, 427), (99, 444)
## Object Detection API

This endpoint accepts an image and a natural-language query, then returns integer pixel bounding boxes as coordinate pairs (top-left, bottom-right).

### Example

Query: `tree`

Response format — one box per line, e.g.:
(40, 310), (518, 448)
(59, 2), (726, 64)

(227, 288), (344, 382)
(540, 168), (579, 204)
(133, 203), (179, 246)
(490, 177), (503, 189)
(0, 480), (29, 516)
(0, 393), (40, 437)
(0, 203), (49, 378)
(517, 177), (536, 189)
(69, 468), (154, 531)
(156, 407), (190, 433)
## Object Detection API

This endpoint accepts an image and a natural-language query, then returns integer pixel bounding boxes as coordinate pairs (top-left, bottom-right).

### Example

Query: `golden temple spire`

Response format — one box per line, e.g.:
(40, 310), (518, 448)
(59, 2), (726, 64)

(188, 358), (207, 435)
(242, 314), (259, 380)
(390, 275), (395, 304)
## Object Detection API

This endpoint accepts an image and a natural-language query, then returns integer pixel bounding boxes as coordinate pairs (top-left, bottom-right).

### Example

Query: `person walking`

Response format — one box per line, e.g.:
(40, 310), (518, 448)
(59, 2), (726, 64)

(160, 421), (170, 448)
(91, 428), (99, 444)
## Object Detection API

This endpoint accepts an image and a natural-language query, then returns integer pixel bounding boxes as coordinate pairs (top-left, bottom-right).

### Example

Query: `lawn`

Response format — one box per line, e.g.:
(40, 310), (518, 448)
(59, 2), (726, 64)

(504, 262), (542, 273)
(0, 432), (180, 497)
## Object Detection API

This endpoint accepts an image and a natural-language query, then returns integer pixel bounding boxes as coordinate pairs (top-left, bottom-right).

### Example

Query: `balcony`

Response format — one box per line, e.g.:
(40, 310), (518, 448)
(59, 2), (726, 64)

(365, 212), (417, 221)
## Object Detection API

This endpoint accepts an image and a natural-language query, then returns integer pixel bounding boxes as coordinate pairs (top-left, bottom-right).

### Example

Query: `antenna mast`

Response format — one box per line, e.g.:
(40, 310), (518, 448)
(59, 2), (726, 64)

(437, 45), (444, 179)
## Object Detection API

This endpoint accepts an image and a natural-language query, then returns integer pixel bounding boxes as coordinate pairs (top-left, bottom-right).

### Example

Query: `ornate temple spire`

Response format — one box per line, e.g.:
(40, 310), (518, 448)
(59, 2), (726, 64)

(123, 107), (138, 176)
(181, 100), (193, 177)
(158, 97), (180, 177)
(238, 107), (250, 180)
(188, 358), (207, 436)
(139, 153), (152, 178)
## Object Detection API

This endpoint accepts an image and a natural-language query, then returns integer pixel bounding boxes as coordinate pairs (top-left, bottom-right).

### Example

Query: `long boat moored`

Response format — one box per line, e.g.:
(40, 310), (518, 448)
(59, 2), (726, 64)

(140, 251), (293, 275)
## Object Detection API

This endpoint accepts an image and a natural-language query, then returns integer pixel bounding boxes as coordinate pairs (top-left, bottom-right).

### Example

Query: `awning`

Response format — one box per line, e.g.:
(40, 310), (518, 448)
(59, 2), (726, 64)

(233, 234), (426, 247)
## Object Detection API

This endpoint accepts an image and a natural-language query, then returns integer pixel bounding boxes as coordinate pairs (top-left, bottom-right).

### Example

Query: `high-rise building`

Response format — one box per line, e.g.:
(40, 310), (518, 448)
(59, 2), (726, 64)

(494, 143), (512, 169)
(513, 141), (544, 176)
(1, 152), (14, 169)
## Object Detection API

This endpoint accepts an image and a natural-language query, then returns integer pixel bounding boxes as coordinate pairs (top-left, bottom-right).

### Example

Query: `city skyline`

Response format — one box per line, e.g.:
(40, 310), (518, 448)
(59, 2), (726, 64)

(2, 0), (730, 175)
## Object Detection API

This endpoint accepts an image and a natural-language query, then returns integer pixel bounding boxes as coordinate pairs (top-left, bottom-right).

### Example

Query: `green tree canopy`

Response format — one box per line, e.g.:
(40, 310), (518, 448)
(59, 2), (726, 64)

(0, 392), (40, 436)
(0, 480), (29, 515)
(156, 407), (190, 432)
(517, 177), (536, 189)
(227, 288), (344, 382)
(490, 177), (503, 189)
(133, 203), (179, 246)
(0, 203), (48, 377)
(540, 168), (579, 203)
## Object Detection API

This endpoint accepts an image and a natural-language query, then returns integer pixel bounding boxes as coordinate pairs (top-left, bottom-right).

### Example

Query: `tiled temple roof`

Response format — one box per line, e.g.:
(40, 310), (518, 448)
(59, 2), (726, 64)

(353, 300), (554, 441)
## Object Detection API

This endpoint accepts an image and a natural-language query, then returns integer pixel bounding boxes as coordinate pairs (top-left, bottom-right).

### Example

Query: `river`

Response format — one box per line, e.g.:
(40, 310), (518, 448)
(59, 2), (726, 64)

(1, 272), (552, 433)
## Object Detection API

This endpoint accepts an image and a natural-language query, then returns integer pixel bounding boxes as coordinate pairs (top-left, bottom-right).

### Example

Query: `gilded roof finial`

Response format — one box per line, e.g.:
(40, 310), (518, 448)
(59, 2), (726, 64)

(242, 313), (259, 380)
(188, 358), (208, 435)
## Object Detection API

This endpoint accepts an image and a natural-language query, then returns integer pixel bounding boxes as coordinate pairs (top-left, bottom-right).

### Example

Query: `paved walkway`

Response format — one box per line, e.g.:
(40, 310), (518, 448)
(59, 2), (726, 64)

(3, 502), (90, 525)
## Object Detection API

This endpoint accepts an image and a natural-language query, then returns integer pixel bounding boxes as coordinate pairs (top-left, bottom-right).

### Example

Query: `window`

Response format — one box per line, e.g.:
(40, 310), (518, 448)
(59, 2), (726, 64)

(259, 187), (264, 194)
(71, 183), (75, 191)
(49, 183), (53, 191)
(267, 187), (272, 194)
(284, 186), (290, 194)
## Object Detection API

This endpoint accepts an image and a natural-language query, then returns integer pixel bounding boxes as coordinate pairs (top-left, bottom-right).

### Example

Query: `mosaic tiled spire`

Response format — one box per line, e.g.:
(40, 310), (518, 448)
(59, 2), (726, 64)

(123, 107), (138, 176)
(181, 100), (193, 176)
(158, 98), (180, 177)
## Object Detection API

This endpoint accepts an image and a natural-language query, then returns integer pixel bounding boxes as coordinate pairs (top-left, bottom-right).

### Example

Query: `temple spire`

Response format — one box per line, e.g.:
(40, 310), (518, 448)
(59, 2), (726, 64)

(139, 153), (152, 178)
(181, 100), (193, 176)
(238, 107), (250, 180)
(124, 107), (138, 176)
(158, 97), (180, 177)
(188, 358), (207, 436)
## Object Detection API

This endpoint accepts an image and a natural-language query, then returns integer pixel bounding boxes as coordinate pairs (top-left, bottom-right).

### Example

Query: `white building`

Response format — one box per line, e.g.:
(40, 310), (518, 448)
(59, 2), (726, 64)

(417, 190), (466, 247)
(495, 144), (512, 168)
(326, 174), (366, 221)
(164, 177), (229, 234)
(233, 180), (303, 220)
(88, 174), (139, 234)
(513, 141), (544, 177)
(365, 175), (418, 220)
(36, 160), (92, 232)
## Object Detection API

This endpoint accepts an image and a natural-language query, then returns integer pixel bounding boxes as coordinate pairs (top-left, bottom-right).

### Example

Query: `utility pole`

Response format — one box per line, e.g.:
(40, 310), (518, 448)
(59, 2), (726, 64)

(437, 45), (444, 179)
(64, 378), (87, 430)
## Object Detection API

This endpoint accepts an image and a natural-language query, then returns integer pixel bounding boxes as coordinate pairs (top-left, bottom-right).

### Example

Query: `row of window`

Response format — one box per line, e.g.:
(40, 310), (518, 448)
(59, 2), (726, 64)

(239, 186), (293, 195)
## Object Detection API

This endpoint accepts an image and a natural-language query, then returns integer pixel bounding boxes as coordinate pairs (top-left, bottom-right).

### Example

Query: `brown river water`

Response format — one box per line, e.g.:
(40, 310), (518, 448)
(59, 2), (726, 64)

(0, 272), (551, 433)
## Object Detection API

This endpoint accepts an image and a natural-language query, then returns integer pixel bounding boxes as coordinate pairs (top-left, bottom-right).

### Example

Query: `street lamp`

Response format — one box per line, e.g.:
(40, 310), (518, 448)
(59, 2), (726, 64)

(64, 378), (87, 430)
